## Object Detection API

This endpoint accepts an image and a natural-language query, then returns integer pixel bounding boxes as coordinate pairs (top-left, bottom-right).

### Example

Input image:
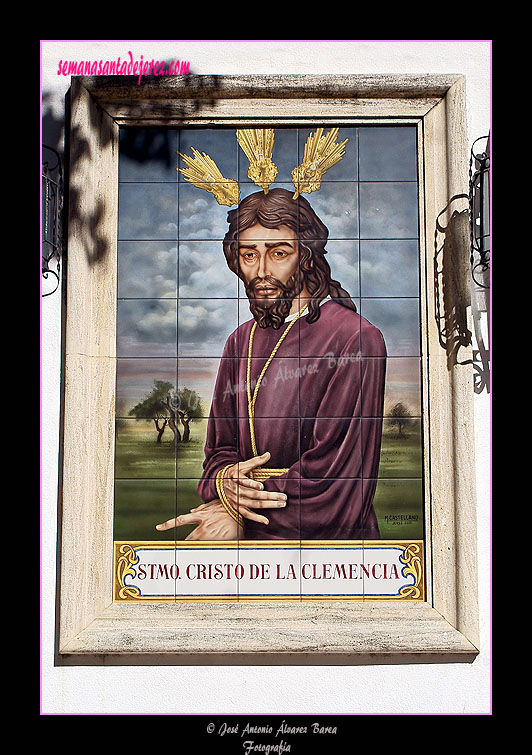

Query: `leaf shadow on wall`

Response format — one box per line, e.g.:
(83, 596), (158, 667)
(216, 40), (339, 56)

(42, 70), (221, 269)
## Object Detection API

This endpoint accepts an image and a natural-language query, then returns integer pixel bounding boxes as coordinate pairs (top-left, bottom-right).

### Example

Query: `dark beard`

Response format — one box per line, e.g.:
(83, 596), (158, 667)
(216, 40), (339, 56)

(246, 273), (303, 329)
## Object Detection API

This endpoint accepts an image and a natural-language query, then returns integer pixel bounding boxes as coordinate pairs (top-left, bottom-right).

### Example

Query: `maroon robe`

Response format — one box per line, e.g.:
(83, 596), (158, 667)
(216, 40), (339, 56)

(198, 299), (386, 540)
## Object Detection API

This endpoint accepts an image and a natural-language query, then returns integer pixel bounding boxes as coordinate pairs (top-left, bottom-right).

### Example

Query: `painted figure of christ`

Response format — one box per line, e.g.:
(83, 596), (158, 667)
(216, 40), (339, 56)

(157, 188), (387, 541)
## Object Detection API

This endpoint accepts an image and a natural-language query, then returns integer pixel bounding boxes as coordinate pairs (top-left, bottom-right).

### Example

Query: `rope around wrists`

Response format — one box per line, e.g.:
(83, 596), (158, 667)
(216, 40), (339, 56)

(216, 464), (244, 526)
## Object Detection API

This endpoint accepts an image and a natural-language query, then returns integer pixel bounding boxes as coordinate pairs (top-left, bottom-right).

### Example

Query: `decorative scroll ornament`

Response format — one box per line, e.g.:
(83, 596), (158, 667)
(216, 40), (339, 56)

(469, 134), (490, 288)
(398, 544), (423, 600)
(236, 128), (279, 193)
(177, 147), (241, 207)
(178, 128), (348, 206)
(291, 127), (349, 199)
(42, 145), (63, 296)
(116, 544), (141, 600)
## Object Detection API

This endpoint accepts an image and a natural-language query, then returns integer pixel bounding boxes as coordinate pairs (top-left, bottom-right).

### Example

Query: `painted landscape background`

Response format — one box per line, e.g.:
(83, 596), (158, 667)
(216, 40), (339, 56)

(114, 415), (424, 542)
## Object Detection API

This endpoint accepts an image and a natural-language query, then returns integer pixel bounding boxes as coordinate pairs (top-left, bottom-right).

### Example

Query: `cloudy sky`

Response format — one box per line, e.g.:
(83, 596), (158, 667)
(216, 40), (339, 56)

(117, 125), (422, 415)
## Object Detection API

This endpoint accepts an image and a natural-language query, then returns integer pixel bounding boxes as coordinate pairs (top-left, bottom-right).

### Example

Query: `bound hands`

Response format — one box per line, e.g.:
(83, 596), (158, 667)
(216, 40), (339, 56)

(221, 451), (288, 525)
(155, 452), (287, 540)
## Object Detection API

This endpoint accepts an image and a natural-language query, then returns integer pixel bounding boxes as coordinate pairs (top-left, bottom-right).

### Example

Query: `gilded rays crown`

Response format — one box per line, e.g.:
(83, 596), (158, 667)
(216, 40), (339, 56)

(177, 128), (349, 207)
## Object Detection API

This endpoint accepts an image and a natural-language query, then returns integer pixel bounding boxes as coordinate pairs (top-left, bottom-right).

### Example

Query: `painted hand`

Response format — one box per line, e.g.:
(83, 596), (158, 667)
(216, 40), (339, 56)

(155, 500), (241, 541)
(222, 451), (287, 526)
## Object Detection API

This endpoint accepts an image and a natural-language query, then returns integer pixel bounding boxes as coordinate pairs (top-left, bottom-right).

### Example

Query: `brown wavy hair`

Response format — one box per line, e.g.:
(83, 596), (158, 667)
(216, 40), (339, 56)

(222, 188), (357, 324)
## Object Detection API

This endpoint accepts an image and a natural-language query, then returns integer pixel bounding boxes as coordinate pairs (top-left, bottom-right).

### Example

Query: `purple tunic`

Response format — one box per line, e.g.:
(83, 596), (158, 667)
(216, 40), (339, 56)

(198, 300), (387, 540)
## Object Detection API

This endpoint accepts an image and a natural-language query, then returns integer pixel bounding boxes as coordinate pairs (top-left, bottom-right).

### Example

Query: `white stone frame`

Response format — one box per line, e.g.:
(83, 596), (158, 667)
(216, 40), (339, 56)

(57, 75), (479, 663)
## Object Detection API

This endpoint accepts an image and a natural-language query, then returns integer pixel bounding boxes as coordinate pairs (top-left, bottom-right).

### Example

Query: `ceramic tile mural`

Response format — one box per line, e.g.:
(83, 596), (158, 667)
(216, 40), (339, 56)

(113, 126), (425, 602)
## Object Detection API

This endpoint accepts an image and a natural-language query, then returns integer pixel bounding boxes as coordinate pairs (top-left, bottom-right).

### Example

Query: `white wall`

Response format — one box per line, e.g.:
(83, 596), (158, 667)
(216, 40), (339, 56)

(41, 40), (491, 715)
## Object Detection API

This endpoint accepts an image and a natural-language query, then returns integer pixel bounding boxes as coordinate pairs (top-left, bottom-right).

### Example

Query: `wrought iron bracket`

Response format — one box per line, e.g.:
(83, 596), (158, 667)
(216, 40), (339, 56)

(469, 134), (490, 288)
(42, 145), (63, 296)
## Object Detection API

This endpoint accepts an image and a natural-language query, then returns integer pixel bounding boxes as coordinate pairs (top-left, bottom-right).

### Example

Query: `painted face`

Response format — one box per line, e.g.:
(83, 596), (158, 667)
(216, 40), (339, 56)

(238, 223), (299, 301)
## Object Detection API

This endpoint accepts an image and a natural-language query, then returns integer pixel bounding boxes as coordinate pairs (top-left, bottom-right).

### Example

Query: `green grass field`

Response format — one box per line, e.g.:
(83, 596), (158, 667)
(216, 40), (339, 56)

(114, 421), (206, 541)
(114, 419), (424, 541)
(373, 420), (424, 539)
